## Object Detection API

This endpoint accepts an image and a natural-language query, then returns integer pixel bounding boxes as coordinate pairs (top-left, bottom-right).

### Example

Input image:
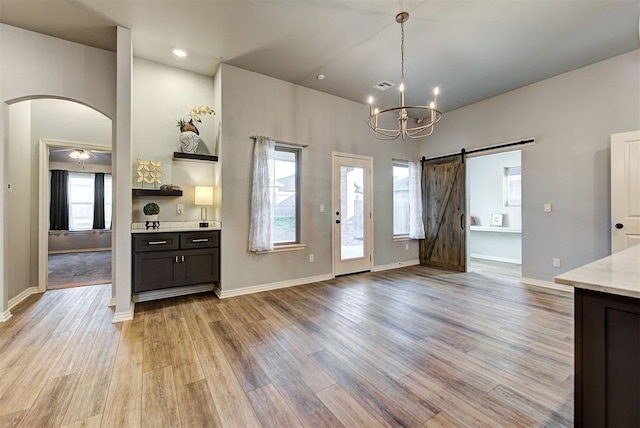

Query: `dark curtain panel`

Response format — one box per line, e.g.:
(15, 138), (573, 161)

(50, 169), (69, 230)
(93, 172), (105, 229)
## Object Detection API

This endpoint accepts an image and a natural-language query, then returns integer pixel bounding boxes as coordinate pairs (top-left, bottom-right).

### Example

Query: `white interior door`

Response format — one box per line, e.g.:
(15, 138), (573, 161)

(332, 153), (372, 276)
(611, 130), (640, 253)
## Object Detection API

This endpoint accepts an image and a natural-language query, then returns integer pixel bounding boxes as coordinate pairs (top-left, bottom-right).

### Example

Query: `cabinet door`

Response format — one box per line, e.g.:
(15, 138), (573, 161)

(134, 250), (179, 292)
(576, 289), (640, 427)
(181, 248), (220, 286)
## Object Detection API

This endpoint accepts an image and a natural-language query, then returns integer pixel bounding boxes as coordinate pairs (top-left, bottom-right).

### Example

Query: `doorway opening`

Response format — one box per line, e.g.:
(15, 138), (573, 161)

(46, 143), (112, 289)
(467, 150), (522, 278)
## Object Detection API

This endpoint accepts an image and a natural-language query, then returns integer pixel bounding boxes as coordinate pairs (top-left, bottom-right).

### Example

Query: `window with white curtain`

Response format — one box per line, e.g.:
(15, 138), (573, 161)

(393, 161), (410, 237)
(68, 172), (112, 231)
(68, 172), (95, 231)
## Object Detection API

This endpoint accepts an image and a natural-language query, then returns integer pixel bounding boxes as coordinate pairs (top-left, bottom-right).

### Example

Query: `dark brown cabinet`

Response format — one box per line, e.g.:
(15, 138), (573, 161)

(575, 288), (640, 427)
(132, 230), (220, 293)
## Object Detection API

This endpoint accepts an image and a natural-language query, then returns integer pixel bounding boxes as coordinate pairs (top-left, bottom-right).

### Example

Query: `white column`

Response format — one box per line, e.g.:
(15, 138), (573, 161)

(0, 25), (11, 321)
(112, 26), (134, 322)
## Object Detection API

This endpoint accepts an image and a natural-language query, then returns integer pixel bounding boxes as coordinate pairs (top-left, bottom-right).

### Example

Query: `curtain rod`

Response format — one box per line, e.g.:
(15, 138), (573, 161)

(249, 136), (308, 148)
(421, 138), (535, 163)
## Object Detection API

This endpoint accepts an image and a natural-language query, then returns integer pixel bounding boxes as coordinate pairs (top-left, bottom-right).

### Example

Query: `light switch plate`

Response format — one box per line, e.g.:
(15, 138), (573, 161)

(176, 204), (183, 214)
(544, 203), (552, 213)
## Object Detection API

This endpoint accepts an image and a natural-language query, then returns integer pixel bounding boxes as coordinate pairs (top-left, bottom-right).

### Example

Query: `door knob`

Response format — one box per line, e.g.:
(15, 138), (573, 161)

(615, 223), (624, 229)
(336, 220), (341, 224)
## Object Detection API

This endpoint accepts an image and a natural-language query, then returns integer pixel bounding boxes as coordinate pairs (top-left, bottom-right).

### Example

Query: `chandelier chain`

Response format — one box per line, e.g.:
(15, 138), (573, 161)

(400, 21), (405, 85)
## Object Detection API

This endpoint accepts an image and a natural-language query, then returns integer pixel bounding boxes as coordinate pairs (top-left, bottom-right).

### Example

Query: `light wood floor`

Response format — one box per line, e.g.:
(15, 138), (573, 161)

(0, 266), (574, 427)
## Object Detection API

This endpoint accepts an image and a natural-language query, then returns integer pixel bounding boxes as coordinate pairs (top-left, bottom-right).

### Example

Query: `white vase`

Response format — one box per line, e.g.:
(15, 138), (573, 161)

(179, 131), (200, 154)
(145, 214), (159, 222)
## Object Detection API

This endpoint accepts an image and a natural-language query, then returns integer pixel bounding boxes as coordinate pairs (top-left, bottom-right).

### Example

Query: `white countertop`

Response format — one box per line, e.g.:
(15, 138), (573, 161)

(131, 221), (221, 233)
(554, 245), (640, 299)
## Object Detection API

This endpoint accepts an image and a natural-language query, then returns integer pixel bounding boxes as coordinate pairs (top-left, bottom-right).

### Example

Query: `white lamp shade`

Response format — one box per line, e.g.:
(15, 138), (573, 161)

(194, 186), (214, 206)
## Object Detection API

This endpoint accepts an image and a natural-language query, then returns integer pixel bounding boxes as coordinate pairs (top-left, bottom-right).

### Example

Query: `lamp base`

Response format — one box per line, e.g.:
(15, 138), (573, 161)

(199, 222), (209, 228)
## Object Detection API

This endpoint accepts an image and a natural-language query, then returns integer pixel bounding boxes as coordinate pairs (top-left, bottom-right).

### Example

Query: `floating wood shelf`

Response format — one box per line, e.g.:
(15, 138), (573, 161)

(173, 152), (218, 162)
(132, 189), (183, 197)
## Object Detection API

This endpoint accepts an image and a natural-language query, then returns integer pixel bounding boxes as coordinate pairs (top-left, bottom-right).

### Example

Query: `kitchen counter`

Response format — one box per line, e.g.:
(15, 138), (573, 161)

(555, 245), (639, 427)
(131, 221), (221, 233)
(554, 244), (640, 298)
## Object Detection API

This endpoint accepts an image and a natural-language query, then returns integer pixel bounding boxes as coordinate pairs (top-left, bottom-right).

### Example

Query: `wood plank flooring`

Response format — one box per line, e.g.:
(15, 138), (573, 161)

(0, 266), (574, 427)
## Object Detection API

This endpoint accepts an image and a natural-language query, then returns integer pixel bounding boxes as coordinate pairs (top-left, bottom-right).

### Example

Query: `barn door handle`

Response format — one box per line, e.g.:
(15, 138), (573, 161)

(615, 223), (624, 229)
(460, 213), (465, 230)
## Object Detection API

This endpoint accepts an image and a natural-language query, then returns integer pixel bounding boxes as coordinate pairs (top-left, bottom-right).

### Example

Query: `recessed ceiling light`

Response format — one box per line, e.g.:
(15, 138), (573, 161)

(171, 48), (188, 58)
(316, 74), (325, 80)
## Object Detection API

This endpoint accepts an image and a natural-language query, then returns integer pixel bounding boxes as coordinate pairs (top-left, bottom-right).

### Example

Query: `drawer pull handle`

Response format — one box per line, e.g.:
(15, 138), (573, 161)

(148, 240), (167, 245)
(175, 256), (179, 263)
(192, 238), (209, 243)
(181, 256), (185, 262)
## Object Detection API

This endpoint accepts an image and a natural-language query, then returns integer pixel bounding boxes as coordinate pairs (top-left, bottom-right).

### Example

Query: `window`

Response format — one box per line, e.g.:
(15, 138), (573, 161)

(67, 172), (112, 231)
(68, 172), (95, 230)
(504, 166), (521, 206)
(273, 147), (300, 244)
(393, 161), (410, 236)
(104, 174), (113, 228)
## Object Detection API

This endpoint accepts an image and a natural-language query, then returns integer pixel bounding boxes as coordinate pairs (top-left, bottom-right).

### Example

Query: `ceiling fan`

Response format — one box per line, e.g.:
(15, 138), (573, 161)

(49, 146), (112, 167)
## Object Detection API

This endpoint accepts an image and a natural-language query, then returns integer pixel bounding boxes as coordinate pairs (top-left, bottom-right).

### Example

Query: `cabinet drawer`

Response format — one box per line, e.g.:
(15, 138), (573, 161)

(133, 233), (179, 252)
(180, 231), (219, 249)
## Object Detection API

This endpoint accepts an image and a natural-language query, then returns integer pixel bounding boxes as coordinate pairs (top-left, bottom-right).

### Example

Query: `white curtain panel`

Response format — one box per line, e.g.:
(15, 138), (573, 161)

(249, 136), (276, 251)
(408, 161), (426, 239)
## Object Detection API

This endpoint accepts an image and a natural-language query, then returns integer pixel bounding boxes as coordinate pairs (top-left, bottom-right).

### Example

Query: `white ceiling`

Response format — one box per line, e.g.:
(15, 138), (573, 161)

(2, 0), (639, 112)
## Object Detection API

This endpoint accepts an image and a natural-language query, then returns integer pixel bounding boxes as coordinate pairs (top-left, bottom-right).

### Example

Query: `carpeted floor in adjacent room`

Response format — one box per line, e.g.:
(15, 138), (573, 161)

(48, 250), (112, 289)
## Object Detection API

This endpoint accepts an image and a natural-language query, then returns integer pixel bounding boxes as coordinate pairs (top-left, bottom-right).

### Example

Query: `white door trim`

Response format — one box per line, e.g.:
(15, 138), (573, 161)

(331, 152), (374, 276)
(38, 138), (112, 293)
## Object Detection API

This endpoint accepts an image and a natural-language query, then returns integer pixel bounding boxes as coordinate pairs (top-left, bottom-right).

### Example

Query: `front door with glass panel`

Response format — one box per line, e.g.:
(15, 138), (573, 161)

(333, 154), (372, 276)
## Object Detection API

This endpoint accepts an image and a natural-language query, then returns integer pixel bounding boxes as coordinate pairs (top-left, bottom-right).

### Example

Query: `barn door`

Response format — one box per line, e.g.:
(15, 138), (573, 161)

(420, 154), (466, 271)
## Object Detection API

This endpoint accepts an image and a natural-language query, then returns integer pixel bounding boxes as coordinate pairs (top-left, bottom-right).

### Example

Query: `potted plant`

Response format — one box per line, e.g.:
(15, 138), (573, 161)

(177, 105), (215, 154)
(143, 202), (160, 221)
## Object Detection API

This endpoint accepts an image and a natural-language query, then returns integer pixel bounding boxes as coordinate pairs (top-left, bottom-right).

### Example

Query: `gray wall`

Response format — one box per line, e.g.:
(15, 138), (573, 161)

(220, 64), (421, 291)
(421, 49), (640, 282)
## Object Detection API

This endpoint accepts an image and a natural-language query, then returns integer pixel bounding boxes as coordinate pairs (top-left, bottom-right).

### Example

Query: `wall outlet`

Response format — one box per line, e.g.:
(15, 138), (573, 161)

(544, 203), (552, 213)
(320, 204), (325, 213)
(405, 243), (409, 251)
(176, 204), (183, 214)
(553, 258), (561, 267)
(309, 254), (314, 262)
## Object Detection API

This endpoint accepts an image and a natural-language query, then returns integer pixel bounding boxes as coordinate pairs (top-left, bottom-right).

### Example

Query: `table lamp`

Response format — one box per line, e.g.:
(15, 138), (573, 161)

(195, 186), (214, 227)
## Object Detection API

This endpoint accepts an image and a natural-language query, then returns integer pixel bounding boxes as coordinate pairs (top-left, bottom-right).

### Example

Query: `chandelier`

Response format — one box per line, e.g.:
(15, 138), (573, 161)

(368, 12), (442, 140)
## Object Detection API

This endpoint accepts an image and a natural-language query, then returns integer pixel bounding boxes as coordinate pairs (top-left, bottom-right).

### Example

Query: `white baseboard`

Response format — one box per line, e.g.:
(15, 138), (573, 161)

(108, 298), (116, 307)
(471, 253), (521, 264)
(8, 287), (39, 310)
(372, 259), (420, 272)
(112, 301), (135, 323)
(0, 309), (13, 322)
(133, 283), (215, 303)
(217, 273), (334, 299)
(520, 277), (574, 293)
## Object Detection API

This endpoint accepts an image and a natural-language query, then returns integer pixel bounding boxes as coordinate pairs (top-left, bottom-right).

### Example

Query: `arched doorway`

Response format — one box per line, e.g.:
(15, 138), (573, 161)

(3, 97), (112, 312)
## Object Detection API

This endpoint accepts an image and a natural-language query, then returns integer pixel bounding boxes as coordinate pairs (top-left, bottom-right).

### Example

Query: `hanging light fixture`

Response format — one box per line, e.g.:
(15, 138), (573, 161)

(68, 149), (90, 161)
(368, 12), (442, 140)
